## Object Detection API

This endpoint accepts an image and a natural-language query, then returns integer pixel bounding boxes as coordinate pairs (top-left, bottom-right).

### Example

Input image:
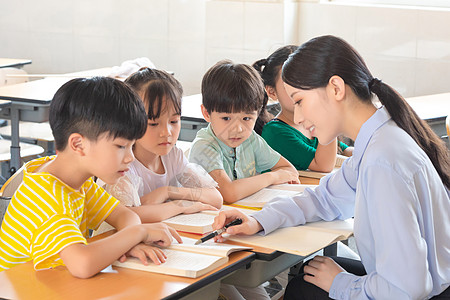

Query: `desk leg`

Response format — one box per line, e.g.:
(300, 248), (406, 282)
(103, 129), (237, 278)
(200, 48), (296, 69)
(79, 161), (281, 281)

(9, 105), (20, 175)
(323, 242), (338, 256)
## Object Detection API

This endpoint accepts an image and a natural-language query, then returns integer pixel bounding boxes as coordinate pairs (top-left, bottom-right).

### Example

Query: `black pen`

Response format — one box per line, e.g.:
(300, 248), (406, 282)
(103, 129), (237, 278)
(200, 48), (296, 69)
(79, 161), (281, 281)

(194, 218), (243, 245)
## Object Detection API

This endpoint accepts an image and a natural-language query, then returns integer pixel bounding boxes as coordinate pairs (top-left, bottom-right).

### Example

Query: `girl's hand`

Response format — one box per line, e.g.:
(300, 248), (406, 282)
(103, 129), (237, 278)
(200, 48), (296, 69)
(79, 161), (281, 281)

(271, 169), (300, 185)
(303, 256), (345, 292)
(140, 187), (170, 205)
(177, 200), (218, 214)
(140, 223), (182, 247)
(119, 243), (167, 265)
(212, 210), (262, 242)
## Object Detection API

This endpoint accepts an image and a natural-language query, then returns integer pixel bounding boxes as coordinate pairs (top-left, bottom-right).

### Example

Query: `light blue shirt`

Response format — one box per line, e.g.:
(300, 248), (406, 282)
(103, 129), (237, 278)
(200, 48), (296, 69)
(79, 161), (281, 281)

(188, 124), (281, 180)
(253, 106), (450, 299)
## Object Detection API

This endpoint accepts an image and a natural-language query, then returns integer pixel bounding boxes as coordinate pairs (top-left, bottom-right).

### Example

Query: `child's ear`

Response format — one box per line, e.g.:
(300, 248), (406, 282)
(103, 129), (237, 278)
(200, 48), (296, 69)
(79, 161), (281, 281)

(328, 75), (346, 101)
(265, 86), (277, 101)
(201, 104), (211, 122)
(68, 133), (87, 156)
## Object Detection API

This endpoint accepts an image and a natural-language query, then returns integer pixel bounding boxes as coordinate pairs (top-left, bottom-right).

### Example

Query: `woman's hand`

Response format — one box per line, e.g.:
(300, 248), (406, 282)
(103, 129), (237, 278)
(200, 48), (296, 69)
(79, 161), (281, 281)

(212, 209), (262, 242)
(303, 256), (345, 292)
(119, 243), (167, 265)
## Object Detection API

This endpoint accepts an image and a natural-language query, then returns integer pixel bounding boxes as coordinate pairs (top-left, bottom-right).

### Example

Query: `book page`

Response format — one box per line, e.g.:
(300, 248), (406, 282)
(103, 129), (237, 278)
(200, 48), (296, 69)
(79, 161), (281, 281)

(233, 188), (300, 208)
(113, 249), (227, 278)
(163, 212), (216, 234)
(227, 219), (353, 257)
(170, 236), (252, 257)
(304, 219), (354, 237)
(267, 183), (318, 192)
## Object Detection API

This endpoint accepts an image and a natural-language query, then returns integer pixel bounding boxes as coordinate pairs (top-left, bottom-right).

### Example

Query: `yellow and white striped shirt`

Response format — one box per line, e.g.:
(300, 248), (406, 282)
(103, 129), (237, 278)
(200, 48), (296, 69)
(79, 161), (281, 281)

(0, 156), (119, 271)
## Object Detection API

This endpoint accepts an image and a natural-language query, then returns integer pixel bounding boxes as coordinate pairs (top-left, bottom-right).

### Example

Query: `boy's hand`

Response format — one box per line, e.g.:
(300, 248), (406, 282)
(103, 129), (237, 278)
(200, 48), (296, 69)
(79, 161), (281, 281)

(212, 210), (262, 242)
(141, 223), (182, 246)
(271, 169), (300, 185)
(119, 243), (167, 265)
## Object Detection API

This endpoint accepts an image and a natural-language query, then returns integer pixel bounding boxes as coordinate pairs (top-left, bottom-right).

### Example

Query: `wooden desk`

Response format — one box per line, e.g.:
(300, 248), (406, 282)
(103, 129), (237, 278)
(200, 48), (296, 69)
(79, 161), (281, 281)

(298, 176), (320, 185)
(0, 232), (255, 300)
(0, 58), (32, 69)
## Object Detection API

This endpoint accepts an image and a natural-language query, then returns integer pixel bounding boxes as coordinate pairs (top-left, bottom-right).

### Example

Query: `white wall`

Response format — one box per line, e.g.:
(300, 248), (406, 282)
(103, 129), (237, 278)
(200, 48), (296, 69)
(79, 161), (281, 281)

(1, 0), (450, 97)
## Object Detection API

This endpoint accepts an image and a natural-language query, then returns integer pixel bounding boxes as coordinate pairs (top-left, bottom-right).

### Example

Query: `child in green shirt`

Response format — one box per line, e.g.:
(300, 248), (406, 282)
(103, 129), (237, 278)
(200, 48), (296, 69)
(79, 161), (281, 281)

(254, 46), (353, 172)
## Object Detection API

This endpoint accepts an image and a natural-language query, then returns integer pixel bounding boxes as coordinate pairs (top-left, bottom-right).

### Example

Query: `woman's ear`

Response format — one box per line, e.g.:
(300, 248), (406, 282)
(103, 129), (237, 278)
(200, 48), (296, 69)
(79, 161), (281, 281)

(265, 86), (277, 101)
(68, 133), (87, 156)
(201, 104), (211, 122)
(328, 75), (346, 101)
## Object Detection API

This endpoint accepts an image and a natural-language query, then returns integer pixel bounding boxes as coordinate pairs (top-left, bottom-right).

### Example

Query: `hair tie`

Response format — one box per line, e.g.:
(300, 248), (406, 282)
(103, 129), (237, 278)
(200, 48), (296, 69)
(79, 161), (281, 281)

(369, 78), (381, 90)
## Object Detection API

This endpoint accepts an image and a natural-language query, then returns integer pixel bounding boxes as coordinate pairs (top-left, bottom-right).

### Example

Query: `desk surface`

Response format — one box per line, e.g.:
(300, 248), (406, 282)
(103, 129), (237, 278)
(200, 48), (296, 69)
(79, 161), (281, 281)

(0, 68), (114, 105)
(0, 231), (255, 300)
(182, 94), (204, 121)
(406, 92), (450, 121)
(0, 58), (32, 69)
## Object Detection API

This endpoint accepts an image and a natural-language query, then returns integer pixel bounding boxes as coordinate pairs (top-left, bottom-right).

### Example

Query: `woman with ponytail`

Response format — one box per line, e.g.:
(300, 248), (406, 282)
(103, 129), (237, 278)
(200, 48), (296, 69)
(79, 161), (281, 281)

(213, 35), (450, 299)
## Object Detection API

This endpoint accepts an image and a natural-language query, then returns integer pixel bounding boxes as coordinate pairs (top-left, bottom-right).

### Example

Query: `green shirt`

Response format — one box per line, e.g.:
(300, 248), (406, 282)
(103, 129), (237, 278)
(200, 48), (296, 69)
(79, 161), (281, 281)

(261, 119), (348, 170)
(188, 124), (281, 180)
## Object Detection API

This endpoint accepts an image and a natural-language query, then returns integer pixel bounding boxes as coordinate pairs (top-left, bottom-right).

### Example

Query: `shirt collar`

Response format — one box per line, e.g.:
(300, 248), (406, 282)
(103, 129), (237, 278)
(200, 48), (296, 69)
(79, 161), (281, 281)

(205, 124), (237, 157)
(352, 106), (391, 169)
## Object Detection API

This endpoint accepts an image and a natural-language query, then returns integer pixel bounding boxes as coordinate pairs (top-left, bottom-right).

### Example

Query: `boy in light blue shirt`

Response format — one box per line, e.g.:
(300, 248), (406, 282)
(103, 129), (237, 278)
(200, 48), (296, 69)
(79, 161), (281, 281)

(189, 60), (299, 204)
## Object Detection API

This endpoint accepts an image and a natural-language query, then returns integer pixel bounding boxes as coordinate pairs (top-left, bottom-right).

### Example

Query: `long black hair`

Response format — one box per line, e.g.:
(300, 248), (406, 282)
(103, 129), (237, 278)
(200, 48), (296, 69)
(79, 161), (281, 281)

(282, 35), (450, 189)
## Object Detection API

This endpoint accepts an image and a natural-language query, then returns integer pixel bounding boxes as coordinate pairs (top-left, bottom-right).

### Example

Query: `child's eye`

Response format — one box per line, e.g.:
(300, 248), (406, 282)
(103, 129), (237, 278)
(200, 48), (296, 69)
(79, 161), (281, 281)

(148, 122), (158, 127)
(243, 117), (252, 121)
(171, 120), (179, 124)
(294, 99), (302, 105)
(221, 117), (231, 121)
(116, 145), (126, 149)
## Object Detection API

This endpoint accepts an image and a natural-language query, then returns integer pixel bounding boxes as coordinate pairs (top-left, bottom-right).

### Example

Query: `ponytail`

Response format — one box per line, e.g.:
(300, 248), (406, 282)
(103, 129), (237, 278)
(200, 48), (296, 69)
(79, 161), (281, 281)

(252, 46), (298, 135)
(370, 79), (450, 188)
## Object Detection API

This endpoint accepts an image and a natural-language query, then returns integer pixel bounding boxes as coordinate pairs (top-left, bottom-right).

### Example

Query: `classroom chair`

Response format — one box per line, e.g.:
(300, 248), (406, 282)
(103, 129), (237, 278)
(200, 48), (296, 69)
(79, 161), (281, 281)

(0, 139), (44, 184)
(0, 163), (25, 224)
(0, 122), (55, 156)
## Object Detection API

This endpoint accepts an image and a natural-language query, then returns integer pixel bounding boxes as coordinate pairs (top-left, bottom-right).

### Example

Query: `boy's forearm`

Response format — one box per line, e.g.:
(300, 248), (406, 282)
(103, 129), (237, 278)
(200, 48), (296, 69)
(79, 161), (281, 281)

(60, 225), (145, 278)
(220, 173), (274, 204)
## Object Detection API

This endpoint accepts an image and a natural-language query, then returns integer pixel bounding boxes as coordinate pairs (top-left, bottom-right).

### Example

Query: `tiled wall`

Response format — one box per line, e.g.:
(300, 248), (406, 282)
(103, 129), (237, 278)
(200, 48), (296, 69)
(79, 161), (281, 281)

(1, 0), (449, 97)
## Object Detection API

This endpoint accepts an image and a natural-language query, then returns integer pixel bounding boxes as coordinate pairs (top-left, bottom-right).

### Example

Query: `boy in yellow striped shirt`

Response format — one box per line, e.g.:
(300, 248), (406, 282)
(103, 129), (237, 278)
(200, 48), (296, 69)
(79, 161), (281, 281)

(0, 77), (181, 278)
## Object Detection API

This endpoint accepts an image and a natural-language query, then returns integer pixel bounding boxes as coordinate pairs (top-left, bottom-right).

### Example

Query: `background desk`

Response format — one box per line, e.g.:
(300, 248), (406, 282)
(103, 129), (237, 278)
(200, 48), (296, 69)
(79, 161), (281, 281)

(0, 68), (115, 175)
(406, 92), (450, 138)
(0, 58), (32, 69)
(0, 231), (255, 300)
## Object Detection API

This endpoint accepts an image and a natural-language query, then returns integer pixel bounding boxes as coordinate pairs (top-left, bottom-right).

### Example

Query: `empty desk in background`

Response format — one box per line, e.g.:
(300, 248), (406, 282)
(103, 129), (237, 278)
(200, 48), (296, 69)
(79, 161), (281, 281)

(0, 68), (117, 176)
(406, 92), (450, 138)
(180, 94), (208, 141)
(0, 58), (32, 69)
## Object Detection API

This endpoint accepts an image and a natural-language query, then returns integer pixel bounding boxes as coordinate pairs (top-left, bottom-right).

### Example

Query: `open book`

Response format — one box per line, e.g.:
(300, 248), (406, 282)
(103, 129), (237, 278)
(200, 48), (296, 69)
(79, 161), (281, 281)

(231, 183), (317, 209)
(226, 218), (354, 257)
(162, 206), (257, 234)
(297, 154), (348, 179)
(113, 236), (252, 278)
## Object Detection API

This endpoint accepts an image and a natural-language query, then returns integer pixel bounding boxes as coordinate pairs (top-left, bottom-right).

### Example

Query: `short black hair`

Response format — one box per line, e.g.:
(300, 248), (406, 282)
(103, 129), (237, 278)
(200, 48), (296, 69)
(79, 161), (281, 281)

(201, 60), (265, 114)
(125, 67), (183, 119)
(49, 76), (147, 151)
